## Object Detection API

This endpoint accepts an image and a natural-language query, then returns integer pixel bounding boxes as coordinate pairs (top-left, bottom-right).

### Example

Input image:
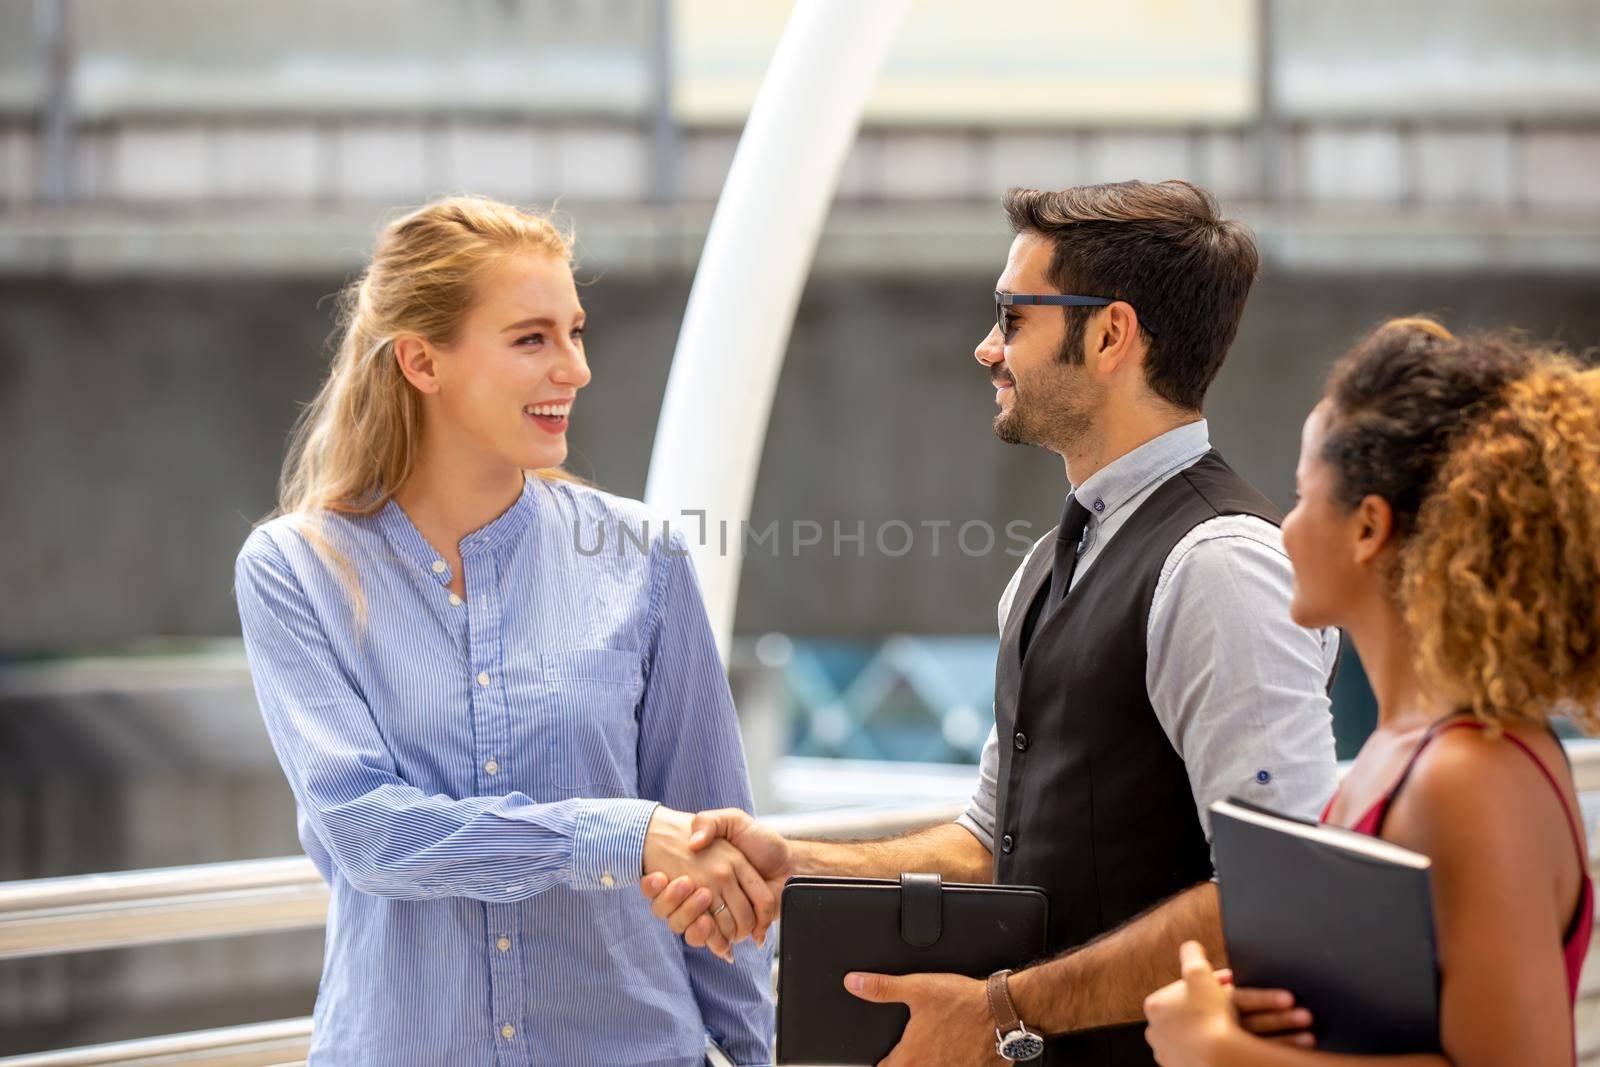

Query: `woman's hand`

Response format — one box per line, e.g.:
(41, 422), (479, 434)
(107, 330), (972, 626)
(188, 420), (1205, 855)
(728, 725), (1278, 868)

(640, 807), (775, 961)
(641, 808), (791, 955)
(1142, 941), (1246, 1067)
(1216, 969), (1315, 1047)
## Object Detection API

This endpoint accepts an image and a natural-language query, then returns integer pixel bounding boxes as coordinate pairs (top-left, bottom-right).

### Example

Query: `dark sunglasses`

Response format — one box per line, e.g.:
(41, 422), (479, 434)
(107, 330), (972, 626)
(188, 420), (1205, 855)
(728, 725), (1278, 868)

(995, 291), (1157, 338)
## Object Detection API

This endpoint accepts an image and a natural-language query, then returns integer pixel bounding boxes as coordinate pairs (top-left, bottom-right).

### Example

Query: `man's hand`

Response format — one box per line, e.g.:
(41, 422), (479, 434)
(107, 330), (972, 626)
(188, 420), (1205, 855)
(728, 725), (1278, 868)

(640, 807), (776, 962)
(640, 808), (793, 950)
(843, 971), (1002, 1067)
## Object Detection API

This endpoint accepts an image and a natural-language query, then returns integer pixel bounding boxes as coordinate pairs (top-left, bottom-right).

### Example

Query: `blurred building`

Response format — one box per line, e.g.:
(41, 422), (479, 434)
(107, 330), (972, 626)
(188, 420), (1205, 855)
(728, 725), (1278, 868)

(1, 0), (1598, 651)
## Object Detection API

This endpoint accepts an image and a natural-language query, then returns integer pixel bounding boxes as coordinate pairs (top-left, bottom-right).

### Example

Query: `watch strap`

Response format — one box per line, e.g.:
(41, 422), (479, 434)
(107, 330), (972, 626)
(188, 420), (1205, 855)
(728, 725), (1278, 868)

(986, 969), (1022, 1033)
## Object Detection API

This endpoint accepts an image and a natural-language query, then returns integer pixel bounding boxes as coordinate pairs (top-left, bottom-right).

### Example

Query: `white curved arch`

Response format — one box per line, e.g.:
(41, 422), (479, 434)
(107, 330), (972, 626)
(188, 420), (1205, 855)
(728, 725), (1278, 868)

(644, 0), (912, 658)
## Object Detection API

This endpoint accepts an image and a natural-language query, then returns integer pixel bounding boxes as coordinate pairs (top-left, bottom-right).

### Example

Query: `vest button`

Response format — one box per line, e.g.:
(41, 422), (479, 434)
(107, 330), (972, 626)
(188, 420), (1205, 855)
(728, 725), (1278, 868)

(1013, 732), (1029, 751)
(1001, 834), (1015, 854)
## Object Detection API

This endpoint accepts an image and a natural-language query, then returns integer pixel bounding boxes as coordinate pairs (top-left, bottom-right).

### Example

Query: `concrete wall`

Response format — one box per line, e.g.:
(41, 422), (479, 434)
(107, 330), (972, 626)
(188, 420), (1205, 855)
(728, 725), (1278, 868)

(2, 269), (1597, 653)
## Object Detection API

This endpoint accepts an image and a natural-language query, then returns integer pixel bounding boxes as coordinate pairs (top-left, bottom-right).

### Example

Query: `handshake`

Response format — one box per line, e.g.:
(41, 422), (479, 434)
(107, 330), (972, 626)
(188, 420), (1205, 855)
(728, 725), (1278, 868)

(639, 807), (792, 963)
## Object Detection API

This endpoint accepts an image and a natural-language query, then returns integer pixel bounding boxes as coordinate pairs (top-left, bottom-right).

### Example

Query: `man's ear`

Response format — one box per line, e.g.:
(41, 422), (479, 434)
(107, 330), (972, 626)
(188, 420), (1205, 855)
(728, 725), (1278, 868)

(1352, 494), (1396, 567)
(394, 336), (441, 395)
(1093, 301), (1141, 376)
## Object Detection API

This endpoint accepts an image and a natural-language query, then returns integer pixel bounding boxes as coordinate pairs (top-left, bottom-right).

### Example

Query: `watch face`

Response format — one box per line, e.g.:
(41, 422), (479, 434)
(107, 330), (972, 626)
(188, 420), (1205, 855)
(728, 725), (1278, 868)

(999, 1030), (1045, 1061)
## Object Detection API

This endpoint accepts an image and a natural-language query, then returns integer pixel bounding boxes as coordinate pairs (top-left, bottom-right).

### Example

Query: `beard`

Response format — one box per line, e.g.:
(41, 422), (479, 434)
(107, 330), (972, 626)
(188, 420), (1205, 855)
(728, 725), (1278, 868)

(992, 358), (1102, 452)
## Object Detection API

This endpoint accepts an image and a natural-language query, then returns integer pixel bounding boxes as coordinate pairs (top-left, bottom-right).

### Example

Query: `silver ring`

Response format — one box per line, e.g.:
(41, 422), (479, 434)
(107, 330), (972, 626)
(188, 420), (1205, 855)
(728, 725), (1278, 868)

(710, 902), (729, 917)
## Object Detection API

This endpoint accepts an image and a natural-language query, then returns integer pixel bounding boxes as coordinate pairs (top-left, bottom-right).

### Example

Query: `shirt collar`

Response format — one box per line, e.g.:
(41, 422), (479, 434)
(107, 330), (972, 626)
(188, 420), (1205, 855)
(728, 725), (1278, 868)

(460, 475), (541, 557)
(1071, 420), (1212, 525)
(375, 475), (540, 581)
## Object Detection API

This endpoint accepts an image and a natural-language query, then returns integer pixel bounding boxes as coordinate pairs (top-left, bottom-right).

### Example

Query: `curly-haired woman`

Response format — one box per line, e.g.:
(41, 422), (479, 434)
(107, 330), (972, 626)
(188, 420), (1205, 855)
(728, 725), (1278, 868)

(1143, 318), (1600, 1066)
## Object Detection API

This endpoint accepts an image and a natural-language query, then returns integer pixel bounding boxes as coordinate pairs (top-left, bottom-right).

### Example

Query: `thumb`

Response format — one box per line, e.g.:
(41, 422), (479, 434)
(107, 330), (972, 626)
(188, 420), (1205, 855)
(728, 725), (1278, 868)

(844, 971), (909, 1004)
(689, 808), (746, 850)
(1179, 941), (1215, 992)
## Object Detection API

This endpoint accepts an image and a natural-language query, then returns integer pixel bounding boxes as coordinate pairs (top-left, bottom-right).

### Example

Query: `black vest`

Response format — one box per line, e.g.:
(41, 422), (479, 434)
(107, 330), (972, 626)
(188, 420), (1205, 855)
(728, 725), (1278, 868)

(993, 450), (1280, 1067)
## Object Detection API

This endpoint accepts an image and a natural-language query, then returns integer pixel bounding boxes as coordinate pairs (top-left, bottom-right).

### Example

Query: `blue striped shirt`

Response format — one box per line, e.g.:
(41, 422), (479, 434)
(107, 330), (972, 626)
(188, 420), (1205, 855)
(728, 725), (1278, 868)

(233, 475), (774, 1066)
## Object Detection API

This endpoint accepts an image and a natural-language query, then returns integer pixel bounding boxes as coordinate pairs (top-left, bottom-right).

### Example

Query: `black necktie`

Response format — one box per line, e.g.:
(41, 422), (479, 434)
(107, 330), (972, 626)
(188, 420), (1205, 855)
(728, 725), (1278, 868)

(1047, 495), (1093, 606)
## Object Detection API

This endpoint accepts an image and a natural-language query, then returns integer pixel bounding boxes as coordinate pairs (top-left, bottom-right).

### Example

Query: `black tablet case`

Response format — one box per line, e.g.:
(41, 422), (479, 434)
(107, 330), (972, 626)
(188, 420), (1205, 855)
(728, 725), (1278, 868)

(1212, 798), (1440, 1054)
(776, 873), (1050, 1065)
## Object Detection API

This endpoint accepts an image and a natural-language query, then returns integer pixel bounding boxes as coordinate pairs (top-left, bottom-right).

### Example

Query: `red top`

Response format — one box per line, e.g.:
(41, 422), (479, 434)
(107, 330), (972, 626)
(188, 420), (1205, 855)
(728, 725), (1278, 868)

(1322, 718), (1593, 1042)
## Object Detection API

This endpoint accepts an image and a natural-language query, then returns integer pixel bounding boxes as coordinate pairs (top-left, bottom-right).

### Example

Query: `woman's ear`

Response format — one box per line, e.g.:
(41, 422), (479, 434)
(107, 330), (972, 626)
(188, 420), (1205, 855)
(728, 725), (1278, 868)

(1351, 494), (1396, 567)
(394, 336), (441, 395)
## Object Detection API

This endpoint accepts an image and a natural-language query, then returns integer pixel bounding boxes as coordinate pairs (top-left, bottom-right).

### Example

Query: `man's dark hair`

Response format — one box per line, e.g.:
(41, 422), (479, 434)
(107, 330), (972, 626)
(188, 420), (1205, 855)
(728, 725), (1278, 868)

(1002, 180), (1259, 411)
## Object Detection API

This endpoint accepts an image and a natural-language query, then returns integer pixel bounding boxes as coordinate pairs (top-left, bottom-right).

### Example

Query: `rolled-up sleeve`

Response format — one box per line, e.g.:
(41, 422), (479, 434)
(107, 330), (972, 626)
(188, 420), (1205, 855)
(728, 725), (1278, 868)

(234, 529), (656, 902)
(1145, 517), (1340, 846)
(635, 531), (775, 1065)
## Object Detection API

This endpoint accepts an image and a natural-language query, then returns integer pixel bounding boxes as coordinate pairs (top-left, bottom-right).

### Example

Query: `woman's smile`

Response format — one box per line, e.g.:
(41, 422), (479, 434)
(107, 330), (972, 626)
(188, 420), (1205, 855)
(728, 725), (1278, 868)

(523, 400), (572, 435)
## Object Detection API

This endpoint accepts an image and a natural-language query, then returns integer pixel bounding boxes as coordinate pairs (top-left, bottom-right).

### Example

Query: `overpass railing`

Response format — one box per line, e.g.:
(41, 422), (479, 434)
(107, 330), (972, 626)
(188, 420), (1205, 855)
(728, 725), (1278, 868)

(4, 745), (1600, 1065)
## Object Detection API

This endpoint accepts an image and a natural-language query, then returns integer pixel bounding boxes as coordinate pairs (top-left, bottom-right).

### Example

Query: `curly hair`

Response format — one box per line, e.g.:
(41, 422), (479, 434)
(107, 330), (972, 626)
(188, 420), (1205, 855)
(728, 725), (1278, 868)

(1321, 318), (1600, 730)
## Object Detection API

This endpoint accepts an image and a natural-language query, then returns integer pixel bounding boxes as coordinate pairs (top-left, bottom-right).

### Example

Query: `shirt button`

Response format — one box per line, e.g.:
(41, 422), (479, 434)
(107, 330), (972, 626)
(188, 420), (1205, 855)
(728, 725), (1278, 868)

(476, 671), (490, 687)
(496, 935), (511, 952)
(484, 759), (499, 776)
(1014, 732), (1029, 752)
(1001, 834), (1015, 854)
(500, 1024), (516, 1040)
(432, 560), (447, 574)
(1256, 769), (1272, 784)
(449, 593), (463, 606)
(1093, 498), (1105, 513)
(600, 873), (616, 888)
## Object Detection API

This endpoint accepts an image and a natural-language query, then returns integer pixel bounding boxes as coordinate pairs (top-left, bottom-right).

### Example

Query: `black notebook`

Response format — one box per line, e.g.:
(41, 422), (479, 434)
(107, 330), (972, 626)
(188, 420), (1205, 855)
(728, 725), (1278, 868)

(776, 873), (1049, 1065)
(1211, 797), (1440, 1054)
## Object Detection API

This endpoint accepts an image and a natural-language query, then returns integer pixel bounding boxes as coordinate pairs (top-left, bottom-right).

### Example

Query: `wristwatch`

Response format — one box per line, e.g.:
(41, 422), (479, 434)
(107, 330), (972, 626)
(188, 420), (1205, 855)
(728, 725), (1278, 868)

(985, 969), (1045, 1062)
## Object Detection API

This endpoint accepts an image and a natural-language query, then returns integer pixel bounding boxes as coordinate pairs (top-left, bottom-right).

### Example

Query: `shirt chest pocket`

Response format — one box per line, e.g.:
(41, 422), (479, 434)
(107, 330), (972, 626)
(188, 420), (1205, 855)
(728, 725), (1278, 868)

(541, 648), (645, 792)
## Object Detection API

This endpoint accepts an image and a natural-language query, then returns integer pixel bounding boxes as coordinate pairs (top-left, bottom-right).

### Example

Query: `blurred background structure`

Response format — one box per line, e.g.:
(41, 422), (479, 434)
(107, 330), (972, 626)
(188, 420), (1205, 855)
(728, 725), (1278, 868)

(1, 0), (1598, 1059)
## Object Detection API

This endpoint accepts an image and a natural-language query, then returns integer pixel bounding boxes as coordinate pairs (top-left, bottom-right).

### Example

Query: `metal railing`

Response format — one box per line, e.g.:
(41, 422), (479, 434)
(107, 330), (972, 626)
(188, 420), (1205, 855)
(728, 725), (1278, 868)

(0, 856), (329, 962)
(5, 743), (1600, 1065)
(0, 803), (966, 964)
(0, 1019), (315, 1067)
(0, 802), (961, 1066)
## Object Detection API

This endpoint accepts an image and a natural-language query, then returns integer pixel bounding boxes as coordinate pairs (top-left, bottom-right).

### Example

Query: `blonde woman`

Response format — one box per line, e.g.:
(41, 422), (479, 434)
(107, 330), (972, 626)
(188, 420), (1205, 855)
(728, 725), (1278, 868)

(234, 197), (775, 1066)
(1142, 320), (1600, 1066)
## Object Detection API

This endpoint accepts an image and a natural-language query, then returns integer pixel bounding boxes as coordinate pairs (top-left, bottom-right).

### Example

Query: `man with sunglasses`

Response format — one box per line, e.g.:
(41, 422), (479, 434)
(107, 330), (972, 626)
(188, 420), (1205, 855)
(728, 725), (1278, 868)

(643, 180), (1339, 1066)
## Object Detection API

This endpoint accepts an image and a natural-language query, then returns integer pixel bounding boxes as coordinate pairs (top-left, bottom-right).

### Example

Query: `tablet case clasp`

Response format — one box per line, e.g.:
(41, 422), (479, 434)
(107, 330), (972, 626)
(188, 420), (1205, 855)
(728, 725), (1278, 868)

(899, 872), (942, 947)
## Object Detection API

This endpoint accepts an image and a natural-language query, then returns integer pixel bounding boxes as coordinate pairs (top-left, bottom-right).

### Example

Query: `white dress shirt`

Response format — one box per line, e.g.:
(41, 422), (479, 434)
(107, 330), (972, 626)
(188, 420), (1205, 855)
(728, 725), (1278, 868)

(958, 420), (1340, 860)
